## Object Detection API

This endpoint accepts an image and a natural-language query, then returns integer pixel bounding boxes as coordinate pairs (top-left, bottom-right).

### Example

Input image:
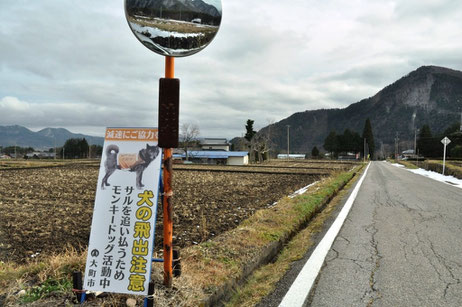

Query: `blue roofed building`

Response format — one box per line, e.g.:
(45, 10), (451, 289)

(173, 137), (249, 165)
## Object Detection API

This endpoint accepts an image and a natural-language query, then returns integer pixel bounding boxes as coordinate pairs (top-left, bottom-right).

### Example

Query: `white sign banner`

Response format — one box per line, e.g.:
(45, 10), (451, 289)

(84, 127), (162, 295)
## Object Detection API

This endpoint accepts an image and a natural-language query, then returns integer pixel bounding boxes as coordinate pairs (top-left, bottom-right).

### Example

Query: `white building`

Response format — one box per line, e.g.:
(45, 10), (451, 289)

(227, 152), (249, 166)
(200, 138), (230, 151)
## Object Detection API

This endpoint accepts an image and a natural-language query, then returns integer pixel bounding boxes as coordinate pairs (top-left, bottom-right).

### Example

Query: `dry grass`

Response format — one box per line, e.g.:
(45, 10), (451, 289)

(0, 159), (98, 169)
(0, 160), (62, 169)
(0, 246), (153, 306)
(0, 245), (86, 305)
(397, 160), (419, 169)
(224, 170), (362, 306)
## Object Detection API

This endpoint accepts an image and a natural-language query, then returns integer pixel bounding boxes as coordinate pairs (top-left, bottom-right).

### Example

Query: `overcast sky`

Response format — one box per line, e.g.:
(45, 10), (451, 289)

(1, 0), (462, 138)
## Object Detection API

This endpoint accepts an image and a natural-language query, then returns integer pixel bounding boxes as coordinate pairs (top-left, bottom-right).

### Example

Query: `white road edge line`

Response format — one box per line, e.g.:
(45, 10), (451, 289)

(278, 162), (372, 307)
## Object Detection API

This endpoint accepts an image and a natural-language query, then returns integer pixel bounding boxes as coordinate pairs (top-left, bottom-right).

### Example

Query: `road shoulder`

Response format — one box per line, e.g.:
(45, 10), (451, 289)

(251, 164), (369, 307)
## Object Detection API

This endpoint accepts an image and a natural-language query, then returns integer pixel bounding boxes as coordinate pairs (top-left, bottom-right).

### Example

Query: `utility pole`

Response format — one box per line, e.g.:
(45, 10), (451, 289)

(394, 135), (397, 160)
(457, 100), (462, 132)
(460, 107), (462, 132)
(363, 138), (366, 162)
(286, 125), (290, 160)
(366, 141), (369, 161)
(380, 141), (385, 160)
(412, 112), (417, 155)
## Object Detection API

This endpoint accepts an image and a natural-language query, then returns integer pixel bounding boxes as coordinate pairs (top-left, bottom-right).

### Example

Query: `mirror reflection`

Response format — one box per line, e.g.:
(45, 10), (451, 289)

(125, 0), (222, 57)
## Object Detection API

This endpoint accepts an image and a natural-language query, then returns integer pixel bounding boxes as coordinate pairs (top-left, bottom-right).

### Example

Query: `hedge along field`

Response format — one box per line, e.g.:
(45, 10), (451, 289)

(0, 162), (352, 263)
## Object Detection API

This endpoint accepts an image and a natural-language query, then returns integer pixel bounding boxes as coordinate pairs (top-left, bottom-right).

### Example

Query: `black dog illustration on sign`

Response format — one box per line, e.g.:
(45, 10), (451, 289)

(101, 144), (160, 190)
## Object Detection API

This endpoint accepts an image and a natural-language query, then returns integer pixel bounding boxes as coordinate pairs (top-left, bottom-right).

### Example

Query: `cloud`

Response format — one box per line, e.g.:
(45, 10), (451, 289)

(1, 0), (462, 139)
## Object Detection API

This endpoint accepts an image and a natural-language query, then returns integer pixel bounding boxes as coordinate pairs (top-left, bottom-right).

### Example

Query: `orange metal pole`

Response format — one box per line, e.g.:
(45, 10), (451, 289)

(163, 56), (174, 288)
(165, 56), (175, 79)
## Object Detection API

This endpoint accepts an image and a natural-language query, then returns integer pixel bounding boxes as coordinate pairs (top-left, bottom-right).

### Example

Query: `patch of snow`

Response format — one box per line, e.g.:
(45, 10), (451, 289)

(389, 162), (462, 188)
(407, 168), (462, 188)
(129, 21), (204, 39)
(289, 181), (319, 198)
(266, 181), (319, 208)
(130, 22), (205, 56)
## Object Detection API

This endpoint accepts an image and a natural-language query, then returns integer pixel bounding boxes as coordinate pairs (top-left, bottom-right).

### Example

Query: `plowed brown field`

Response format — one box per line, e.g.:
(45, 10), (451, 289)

(0, 161), (353, 262)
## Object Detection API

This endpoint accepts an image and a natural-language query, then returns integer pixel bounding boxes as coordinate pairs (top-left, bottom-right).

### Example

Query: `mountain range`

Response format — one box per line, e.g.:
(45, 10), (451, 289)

(126, 0), (221, 17)
(0, 126), (104, 149)
(252, 66), (462, 155)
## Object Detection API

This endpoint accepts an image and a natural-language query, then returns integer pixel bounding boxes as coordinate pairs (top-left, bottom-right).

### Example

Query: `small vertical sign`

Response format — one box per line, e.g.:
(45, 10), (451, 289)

(441, 136), (451, 176)
(84, 128), (161, 295)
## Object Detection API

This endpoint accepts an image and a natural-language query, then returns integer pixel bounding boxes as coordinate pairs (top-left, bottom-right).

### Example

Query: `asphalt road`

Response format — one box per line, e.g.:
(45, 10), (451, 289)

(262, 161), (462, 307)
(307, 161), (462, 306)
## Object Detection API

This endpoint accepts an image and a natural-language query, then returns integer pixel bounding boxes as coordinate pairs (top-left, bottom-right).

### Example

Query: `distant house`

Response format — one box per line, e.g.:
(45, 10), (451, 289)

(174, 150), (249, 165)
(200, 138), (230, 151)
(191, 18), (202, 24)
(25, 152), (56, 159)
(338, 152), (360, 160)
(402, 149), (415, 156)
(0, 154), (11, 159)
(277, 154), (306, 159)
(401, 149), (416, 160)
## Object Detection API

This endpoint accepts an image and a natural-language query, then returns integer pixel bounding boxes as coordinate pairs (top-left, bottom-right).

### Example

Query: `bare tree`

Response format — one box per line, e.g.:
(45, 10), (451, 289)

(251, 120), (274, 163)
(251, 135), (266, 162)
(180, 123), (200, 160)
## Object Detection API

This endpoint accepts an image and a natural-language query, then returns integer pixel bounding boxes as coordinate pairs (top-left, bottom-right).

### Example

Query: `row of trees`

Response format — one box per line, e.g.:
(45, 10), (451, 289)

(417, 123), (462, 158)
(61, 138), (103, 159)
(0, 139), (103, 159)
(241, 118), (376, 161)
(323, 119), (375, 159)
(1, 146), (35, 156)
(61, 138), (89, 159)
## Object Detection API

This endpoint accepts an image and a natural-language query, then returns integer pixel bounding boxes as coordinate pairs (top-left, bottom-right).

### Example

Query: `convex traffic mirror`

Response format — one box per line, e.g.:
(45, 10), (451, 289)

(125, 0), (222, 57)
